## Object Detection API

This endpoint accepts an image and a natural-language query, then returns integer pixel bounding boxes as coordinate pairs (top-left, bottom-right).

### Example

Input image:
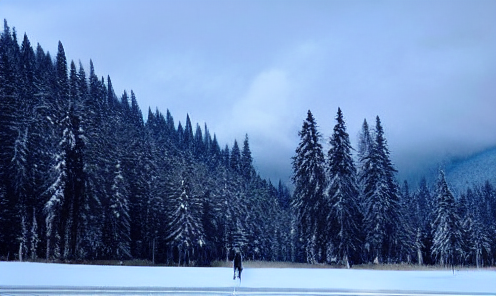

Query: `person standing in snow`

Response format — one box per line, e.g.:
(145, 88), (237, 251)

(233, 249), (243, 281)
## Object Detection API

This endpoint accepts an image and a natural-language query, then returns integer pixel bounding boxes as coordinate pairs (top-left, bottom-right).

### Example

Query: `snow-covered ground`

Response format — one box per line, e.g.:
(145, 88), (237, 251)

(1, 262), (495, 295)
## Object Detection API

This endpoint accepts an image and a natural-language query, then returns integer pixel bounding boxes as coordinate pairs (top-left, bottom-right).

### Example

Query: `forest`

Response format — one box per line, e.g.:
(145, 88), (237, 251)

(1, 20), (495, 267)
(0, 21), (292, 265)
(292, 109), (495, 268)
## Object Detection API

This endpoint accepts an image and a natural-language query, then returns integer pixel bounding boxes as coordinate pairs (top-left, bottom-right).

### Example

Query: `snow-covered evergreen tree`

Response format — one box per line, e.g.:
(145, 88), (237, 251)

(230, 140), (241, 173)
(44, 151), (65, 260)
(325, 108), (361, 267)
(165, 167), (205, 265)
(460, 186), (492, 268)
(0, 21), (23, 258)
(108, 160), (131, 260)
(241, 134), (255, 181)
(291, 110), (326, 263)
(411, 178), (433, 264)
(431, 170), (464, 268)
(361, 116), (405, 263)
(11, 127), (30, 258)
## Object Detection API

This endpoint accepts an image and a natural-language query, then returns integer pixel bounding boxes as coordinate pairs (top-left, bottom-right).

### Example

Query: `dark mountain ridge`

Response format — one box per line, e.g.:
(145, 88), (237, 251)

(443, 146), (496, 194)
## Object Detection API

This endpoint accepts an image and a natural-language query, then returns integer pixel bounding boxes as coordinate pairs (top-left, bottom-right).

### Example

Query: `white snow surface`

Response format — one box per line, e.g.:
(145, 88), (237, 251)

(1, 262), (495, 294)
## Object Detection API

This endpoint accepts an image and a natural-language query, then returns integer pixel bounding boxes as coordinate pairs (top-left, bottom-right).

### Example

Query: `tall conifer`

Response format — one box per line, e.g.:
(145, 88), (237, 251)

(291, 110), (326, 263)
(325, 108), (361, 267)
(431, 171), (464, 268)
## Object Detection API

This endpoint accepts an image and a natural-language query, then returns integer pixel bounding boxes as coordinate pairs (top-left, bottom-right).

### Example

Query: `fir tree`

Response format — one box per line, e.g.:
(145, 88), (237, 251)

(361, 116), (404, 263)
(183, 114), (194, 150)
(356, 119), (372, 185)
(165, 167), (205, 265)
(230, 140), (241, 173)
(431, 170), (464, 268)
(108, 161), (131, 260)
(325, 108), (361, 267)
(291, 110), (326, 263)
(413, 178), (433, 264)
(460, 186), (492, 268)
(241, 134), (254, 181)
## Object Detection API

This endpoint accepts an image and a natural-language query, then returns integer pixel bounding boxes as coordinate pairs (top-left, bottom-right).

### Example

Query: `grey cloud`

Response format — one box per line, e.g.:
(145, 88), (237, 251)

(2, 0), (495, 185)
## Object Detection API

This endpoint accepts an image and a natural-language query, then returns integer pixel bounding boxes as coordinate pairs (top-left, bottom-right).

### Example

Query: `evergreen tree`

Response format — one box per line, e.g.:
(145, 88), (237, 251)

(43, 41), (73, 260)
(357, 119), (372, 183)
(230, 140), (241, 173)
(79, 59), (106, 260)
(63, 60), (85, 259)
(183, 114), (194, 150)
(0, 20), (22, 257)
(165, 166), (205, 265)
(11, 126), (30, 260)
(413, 178), (433, 264)
(55, 41), (68, 113)
(361, 116), (405, 263)
(325, 108), (361, 267)
(240, 134), (254, 180)
(194, 123), (205, 159)
(222, 145), (230, 167)
(108, 161), (131, 260)
(291, 110), (326, 263)
(399, 180), (419, 263)
(431, 171), (464, 268)
(460, 186), (492, 267)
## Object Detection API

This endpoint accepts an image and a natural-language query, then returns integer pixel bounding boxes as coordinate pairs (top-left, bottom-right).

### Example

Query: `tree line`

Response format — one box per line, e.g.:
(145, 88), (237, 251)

(0, 20), (292, 265)
(292, 108), (496, 267)
(1, 21), (495, 267)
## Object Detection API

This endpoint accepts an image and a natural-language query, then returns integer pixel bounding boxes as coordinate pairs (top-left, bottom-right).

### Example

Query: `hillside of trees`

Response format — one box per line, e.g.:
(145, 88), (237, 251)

(0, 21), (291, 265)
(1, 21), (495, 267)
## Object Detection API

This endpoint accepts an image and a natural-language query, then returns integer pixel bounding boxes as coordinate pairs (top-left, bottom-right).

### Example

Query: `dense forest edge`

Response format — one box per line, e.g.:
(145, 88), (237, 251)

(1, 20), (495, 268)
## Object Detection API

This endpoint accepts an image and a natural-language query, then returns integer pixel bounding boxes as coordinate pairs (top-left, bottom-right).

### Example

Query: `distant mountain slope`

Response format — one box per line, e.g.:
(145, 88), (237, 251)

(443, 146), (496, 194)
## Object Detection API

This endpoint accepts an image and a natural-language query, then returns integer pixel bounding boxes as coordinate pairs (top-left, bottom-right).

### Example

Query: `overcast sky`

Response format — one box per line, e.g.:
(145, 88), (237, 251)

(2, 0), (495, 185)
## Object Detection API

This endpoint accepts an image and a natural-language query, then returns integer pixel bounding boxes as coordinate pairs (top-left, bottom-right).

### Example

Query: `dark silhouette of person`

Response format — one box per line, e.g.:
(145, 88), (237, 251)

(233, 250), (243, 281)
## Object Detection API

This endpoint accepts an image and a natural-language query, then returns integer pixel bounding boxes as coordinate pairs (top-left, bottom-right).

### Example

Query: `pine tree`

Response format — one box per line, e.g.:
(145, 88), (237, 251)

(361, 116), (404, 263)
(55, 41), (69, 113)
(11, 127), (30, 259)
(183, 114), (194, 150)
(325, 108), (361, 267)
(230, 140), (241, 173)
(240, 134), (254, 181)
(79, 59), (106, 260)
(412, 178), (433, 264)
(62, 60), (85, 259)
(108, 161), (131, 260)
(0, 20), (22, 257)
(357, 119), (372, 176)
(431, 170), (464, 268)
(42, 42), (74, 261)
(44, 150), (66, 260)
(291, 110), (326, 263)
(165, 166), (205, 266)
(399, 180), (419, 263)
(193, 123), (205, 159)
(460, 186), (492, 268)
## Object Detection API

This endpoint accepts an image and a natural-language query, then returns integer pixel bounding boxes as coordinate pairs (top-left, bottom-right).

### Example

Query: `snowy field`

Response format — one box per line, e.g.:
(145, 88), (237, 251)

(1, 262), (495, 295)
